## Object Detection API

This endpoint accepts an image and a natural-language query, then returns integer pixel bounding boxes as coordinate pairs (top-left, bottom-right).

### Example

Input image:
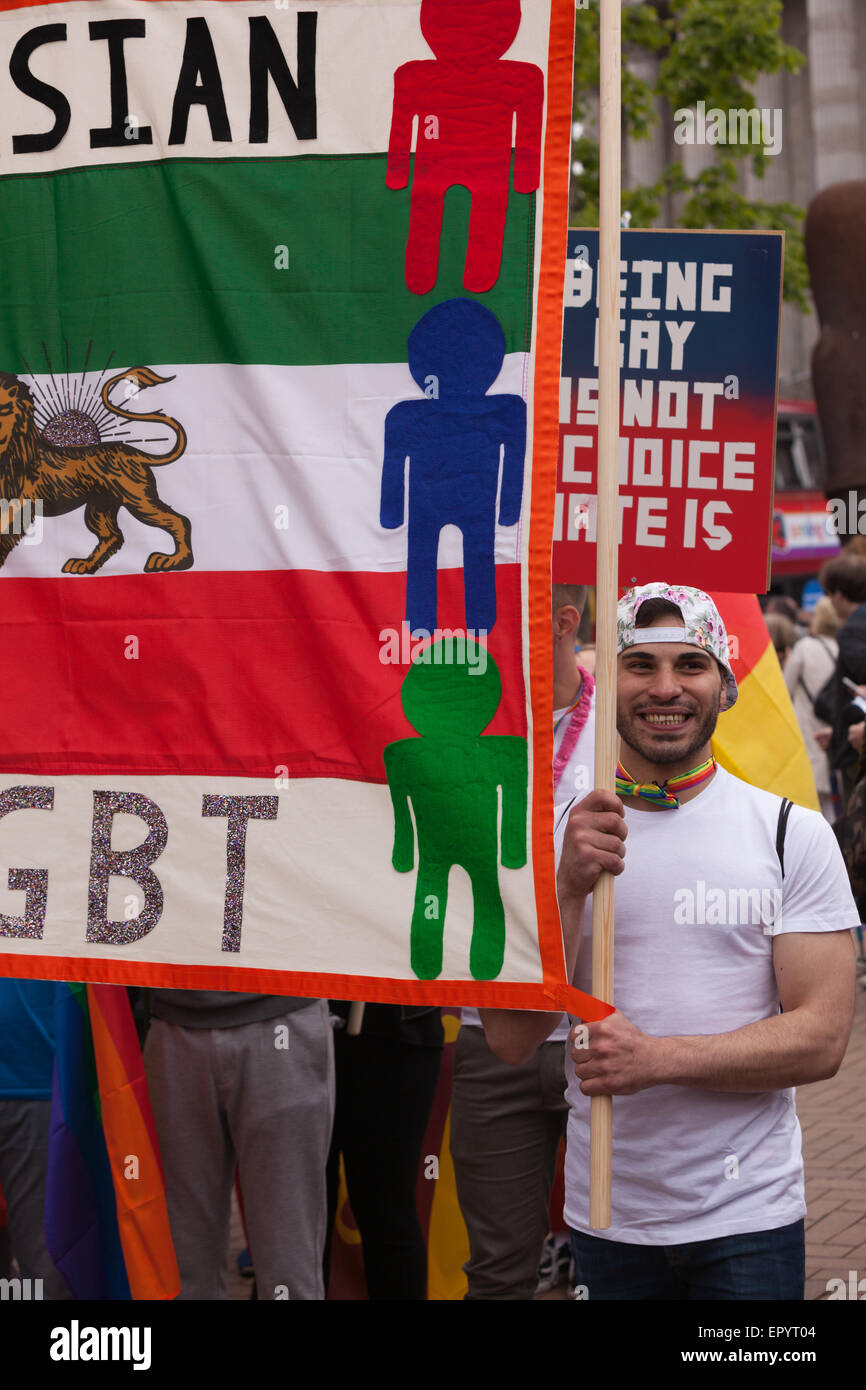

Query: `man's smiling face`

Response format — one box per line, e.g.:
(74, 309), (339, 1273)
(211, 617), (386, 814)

(617, 613), (727, 768)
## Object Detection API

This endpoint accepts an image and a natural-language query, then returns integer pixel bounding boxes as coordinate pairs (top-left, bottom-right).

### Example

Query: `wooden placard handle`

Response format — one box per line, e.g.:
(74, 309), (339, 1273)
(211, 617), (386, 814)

(589, 0), (622, 1232)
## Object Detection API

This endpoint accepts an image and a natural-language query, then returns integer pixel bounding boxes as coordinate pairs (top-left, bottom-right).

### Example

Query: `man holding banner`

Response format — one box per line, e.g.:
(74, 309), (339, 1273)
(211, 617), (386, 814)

(483, 582), (857, 1299)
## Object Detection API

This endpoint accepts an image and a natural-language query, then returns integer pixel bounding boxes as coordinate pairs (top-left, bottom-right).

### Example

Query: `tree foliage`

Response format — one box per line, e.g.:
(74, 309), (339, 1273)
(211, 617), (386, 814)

(571, 0), (808, 308)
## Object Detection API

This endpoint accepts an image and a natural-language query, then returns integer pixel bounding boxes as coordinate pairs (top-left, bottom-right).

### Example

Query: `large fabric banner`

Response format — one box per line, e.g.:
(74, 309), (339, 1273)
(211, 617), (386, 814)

(0, 0), (605, 1018)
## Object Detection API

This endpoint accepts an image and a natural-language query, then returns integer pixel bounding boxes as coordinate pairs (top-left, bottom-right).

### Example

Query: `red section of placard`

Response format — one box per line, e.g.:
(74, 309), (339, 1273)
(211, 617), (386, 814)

(553, 394), (776, 590)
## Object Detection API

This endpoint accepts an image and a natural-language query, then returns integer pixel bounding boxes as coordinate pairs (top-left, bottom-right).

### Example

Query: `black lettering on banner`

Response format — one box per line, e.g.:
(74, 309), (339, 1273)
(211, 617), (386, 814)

(169, 17), (232, 145)
(0, 787), (54, 938)
(10, 25), (70, 154)
(89, 19), (153, 148)
(87, 791), (167, 944)
(248, 13), (317, 144)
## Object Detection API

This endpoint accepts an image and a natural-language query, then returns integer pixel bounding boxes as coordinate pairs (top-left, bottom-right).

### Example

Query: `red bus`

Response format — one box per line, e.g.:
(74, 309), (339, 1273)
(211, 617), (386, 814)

(770, 400), (839, 593)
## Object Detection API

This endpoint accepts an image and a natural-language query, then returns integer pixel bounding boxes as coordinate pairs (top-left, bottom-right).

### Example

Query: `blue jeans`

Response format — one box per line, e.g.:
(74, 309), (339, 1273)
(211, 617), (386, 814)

(569, 1218), (805, 1300)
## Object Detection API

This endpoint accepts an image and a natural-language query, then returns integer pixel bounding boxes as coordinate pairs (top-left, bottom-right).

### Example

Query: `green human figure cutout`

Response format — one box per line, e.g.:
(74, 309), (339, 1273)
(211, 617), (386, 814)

(384, 638), (527, 980)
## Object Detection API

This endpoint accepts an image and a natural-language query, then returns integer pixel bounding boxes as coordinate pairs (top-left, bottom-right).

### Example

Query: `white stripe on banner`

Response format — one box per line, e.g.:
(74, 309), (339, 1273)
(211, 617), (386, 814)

(1, 355), (531, 577)
(0, 0), (551, 177)
(0, 774), (542, 984)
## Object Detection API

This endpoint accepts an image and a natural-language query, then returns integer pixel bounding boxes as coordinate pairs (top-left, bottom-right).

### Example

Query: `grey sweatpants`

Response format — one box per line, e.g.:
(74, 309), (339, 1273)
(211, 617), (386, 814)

(450, 1025), (568, 1300)
(144, 1000), (334, 1300)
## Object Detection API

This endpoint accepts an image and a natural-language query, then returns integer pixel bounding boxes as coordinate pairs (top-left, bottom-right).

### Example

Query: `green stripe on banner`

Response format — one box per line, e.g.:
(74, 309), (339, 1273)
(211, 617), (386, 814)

(0, 154), (535, 371)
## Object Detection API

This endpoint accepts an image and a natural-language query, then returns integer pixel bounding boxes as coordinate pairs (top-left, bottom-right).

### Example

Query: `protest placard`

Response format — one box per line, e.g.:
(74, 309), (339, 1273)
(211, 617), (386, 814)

(553, 228), (783, 592)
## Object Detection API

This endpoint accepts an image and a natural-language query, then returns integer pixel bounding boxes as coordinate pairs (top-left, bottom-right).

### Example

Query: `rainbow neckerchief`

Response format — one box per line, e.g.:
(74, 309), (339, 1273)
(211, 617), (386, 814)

(615, 756), (716, 809)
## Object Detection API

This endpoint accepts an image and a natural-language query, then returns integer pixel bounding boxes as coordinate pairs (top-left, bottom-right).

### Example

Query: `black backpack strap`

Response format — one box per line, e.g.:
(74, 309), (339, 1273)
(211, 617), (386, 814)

(554, 797), (577, 837)
(797, 673), (817, 708)
(776, 798), (793, 878)
(796, 639), (834, 709)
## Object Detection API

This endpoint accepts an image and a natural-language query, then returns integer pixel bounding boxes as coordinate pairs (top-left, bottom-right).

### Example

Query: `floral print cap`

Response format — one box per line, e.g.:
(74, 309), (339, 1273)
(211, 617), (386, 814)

(617, 582), (738, 708)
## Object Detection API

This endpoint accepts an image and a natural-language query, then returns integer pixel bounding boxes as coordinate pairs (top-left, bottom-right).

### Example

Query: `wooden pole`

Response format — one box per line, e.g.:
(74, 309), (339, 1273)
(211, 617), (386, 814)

(589, 0), (622, 1231)
(347, 1001), (365, 1036)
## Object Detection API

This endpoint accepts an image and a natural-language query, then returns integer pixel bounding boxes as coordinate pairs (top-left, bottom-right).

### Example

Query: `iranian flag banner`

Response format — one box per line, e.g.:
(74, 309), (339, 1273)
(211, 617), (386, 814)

(0, 0), (607, 1020)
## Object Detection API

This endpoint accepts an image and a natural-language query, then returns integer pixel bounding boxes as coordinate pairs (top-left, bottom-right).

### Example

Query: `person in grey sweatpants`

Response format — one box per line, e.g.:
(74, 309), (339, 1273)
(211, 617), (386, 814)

(144, 990), (334, 1300)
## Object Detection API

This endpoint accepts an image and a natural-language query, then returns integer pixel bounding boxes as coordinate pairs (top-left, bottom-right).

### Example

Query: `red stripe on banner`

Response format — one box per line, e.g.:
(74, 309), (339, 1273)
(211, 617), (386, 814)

(0, 567), (526, 779)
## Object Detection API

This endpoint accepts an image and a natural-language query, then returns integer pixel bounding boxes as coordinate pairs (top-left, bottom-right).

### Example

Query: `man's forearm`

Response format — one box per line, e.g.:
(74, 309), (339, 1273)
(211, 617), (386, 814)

(651, 1009), (846, 1091)
(559, 888), (586, 982)
(480, 888), (589, 1067)
(478, 1005), (563, 1067)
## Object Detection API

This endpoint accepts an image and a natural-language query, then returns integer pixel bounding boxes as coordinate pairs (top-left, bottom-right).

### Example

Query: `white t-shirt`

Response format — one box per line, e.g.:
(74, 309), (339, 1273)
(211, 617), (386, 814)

(462, 684), (596, 1041)
(556, 764), (859, 1244)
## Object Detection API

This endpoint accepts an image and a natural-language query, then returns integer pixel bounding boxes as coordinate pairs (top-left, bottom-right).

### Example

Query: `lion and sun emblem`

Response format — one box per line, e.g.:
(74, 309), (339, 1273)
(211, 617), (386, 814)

(0, 347), (191, 575)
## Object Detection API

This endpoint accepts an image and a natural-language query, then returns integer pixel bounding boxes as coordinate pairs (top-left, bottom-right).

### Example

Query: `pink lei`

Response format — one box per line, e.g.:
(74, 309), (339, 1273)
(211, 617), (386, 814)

(553, 665), (595, 792)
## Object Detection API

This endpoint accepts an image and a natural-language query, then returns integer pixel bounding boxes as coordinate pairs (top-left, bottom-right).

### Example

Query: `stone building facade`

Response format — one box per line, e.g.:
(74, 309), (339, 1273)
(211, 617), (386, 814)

(589, 0), (866, 400)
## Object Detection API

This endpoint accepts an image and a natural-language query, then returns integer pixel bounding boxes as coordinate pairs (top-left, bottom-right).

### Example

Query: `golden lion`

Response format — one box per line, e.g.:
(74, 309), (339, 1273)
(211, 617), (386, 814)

(0, 366), (191, 574)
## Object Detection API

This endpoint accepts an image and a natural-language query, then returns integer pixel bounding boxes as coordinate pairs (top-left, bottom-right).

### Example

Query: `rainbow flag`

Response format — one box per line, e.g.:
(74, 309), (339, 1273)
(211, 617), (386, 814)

(45, 983), (178, 1300)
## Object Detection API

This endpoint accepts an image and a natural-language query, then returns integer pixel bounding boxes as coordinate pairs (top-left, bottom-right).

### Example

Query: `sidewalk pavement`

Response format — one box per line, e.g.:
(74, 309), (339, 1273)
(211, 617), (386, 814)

(801, 976), (866, 1300)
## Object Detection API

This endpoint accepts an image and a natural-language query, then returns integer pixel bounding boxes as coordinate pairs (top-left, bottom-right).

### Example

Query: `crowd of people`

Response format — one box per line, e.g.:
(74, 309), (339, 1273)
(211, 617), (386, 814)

(0, 579), (862, 1302)
(772, 552), (866, 847)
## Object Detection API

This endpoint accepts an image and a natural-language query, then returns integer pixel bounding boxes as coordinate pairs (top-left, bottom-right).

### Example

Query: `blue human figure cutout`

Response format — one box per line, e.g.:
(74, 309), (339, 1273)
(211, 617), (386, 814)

(380, 298), (525, 635)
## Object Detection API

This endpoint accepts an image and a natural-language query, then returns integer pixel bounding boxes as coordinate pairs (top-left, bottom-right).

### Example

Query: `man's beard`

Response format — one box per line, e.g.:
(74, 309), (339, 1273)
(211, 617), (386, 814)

(617, 700), (721, 768)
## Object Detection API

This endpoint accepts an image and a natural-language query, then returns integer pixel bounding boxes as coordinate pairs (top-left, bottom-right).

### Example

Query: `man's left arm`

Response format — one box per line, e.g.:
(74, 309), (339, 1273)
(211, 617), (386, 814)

(572, 930), (856, 1095)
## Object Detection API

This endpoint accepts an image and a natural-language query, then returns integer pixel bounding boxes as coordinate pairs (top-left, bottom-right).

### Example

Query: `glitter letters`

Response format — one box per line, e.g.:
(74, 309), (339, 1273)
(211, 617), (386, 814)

(0, 786), (54, 939)
(87, 791), (168, 945)
(202, 794), (279, 952)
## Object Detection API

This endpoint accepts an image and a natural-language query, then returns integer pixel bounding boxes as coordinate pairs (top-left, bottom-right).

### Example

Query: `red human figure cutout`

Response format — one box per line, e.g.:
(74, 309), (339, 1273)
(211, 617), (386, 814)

(387, 0), (543, 296)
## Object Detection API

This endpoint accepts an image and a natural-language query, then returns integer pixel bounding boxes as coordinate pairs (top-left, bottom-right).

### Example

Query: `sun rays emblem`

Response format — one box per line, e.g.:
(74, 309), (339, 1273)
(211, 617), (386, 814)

(22, 342), (175, 451)
(0, 341), (192, 576)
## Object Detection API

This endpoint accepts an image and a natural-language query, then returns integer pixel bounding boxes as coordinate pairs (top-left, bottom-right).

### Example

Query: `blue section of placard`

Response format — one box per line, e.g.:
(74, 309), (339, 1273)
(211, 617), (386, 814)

(563, 230), (783, 398)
